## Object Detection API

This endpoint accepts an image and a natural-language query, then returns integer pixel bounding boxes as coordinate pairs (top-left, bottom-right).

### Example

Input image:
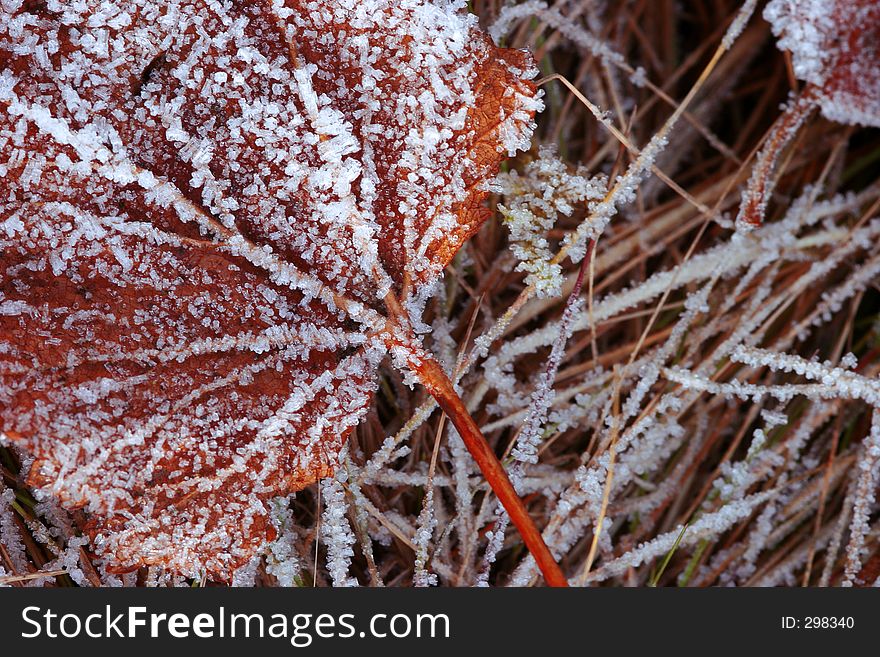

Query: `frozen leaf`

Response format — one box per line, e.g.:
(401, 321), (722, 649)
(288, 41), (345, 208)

(765, 0), (880, 127)
(737, 0), (879, 227)
(0, 0), (541, 579)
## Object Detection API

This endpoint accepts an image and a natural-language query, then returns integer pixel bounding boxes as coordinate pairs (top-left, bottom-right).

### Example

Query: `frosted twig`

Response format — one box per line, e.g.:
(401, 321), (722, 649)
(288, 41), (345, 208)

(842, 412), (880, 586)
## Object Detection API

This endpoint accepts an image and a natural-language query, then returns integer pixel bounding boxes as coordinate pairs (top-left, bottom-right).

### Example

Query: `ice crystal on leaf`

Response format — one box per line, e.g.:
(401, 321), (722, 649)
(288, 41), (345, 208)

(735, 0), (879, 229)
(0, 0), (540, 579)
(765, 0), (880, 127)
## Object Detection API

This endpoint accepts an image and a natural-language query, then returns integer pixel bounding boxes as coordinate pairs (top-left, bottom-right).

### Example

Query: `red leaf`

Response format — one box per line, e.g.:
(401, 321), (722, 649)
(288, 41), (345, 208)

(737, 0), (879, 227)
(0, 0), (550, 579)
(765, 0), (880, 127)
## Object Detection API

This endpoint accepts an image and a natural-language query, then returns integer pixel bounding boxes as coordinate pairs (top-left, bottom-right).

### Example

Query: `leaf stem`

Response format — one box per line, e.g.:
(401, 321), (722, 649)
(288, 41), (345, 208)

(412, 354), (568, 587)
(735, 86), (817, 227)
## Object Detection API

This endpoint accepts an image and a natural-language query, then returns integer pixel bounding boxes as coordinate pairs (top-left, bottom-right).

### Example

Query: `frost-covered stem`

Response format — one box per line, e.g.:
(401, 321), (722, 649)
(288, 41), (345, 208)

(413, 488), (437, 586)
(735, 88), (817, 229)
(513, 241), (593, 482)
(586, 489), (777, 583)
(0, 482), (28, 578)
(841, 412), (880, 586)
(320, 476), (358, 587)
(412, 354), (567, 587)
(476, 508), (508, 586)
(265, 497), (304, 587)
(343, 459), (384, 587)
(413, 414), (444, 587)
(820, 477), (854, 587)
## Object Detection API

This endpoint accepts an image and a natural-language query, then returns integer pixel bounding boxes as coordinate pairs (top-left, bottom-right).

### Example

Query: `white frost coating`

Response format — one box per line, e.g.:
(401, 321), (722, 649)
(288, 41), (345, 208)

(264, 498), (306, 583)
(586, 490), (777, 582)
(476, 183), (879, 586)
(841, 412), (880, 586)
(731, 346), (880, 407)
(722, 0), (759, 49)
(495, 147), (605, 298)
(765, 0), (838, 86)
(0, 482), (29, 578)
(320, 475), (358, 588)
(413, 481), (440, 587)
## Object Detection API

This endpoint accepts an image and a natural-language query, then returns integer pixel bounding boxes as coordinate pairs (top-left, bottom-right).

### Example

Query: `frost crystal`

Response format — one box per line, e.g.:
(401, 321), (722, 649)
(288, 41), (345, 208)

(320, 476), (357, 588)
(496, 148), (604, 298)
